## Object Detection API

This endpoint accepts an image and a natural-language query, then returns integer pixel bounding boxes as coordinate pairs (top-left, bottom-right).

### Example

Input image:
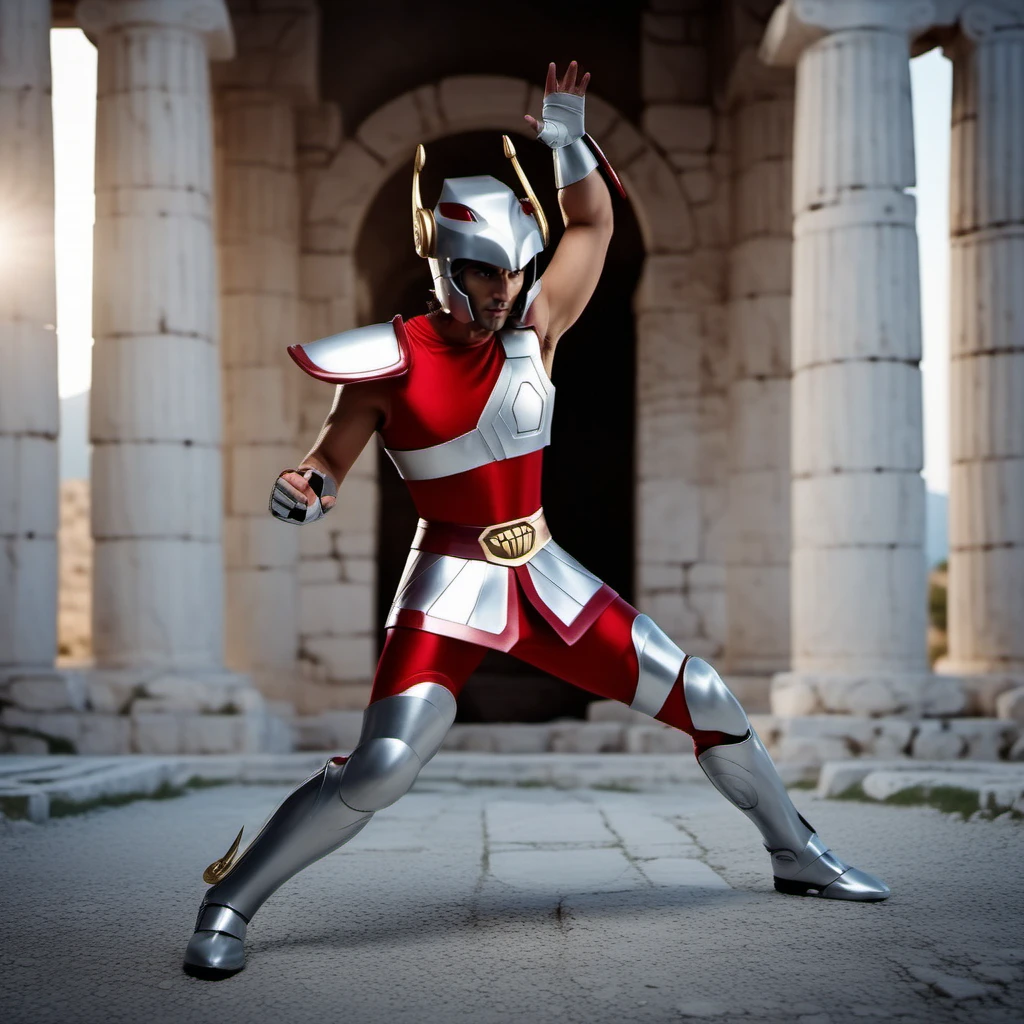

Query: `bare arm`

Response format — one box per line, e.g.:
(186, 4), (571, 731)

(278, 382), (386, 511)
(523, 62), (614, 370)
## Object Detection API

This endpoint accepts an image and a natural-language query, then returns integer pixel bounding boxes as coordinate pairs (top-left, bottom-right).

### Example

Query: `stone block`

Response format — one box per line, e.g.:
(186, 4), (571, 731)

(7, 735), (49, 756)
(86, 673), (145, 714)
(817, 761), (881, 798)
(643, 104), (714, 153)
(680, 169), (714, 204)
(132, 712), (184, 755)
(636, 479), (702, 563)
(6, 673), (88, 712)
(302, 581), (374, 636)
(300, 635), (376, 682)
(636, 252), (726, 312)
(774, 735), (852, 764)
(956, 673), (1022, 716)
(293, 709), (364, 751)
(438, 76), (530, 127)
(642, 40), (709, 104)
(770, 674), (820, 716)
(624, 724), (692, 754)
(621, 149), (695, 254)
(691, 195), (731, 249)
(442, 725), (498, 753)
(586, 700), (651, 726)
(948, 718), (1019, 760)
(911, 722), (967, 760)
(296, 102), (342, 164)
(76, 715), (132, 755)
(549, 723), (625, 754)
(599, 116), (648, 171)
(995, 686), (1024, 723)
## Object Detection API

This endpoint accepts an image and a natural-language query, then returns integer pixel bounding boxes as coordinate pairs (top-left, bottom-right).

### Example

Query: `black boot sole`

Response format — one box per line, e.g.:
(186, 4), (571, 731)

(182, 961), (244, 980)
(774, 876), (888, 901)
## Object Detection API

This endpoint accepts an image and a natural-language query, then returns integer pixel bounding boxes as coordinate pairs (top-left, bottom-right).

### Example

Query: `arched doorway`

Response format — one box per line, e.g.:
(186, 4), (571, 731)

(356, 130), (643, 721)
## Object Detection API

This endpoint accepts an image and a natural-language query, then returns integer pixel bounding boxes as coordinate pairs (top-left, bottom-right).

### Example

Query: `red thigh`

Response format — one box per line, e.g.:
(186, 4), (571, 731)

(370, 626), (487, 703)
(509, 595), (737, 752)
(509, 595), (642, 704)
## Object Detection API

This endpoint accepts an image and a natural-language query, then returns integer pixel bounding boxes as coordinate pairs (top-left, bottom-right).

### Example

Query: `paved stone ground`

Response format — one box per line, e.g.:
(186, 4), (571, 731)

(1, 773), (1022, 1024)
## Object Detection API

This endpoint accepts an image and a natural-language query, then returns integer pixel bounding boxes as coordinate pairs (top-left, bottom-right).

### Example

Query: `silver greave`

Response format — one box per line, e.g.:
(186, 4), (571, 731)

(184, 681), (458, 976)
(697, 731), (889, 900)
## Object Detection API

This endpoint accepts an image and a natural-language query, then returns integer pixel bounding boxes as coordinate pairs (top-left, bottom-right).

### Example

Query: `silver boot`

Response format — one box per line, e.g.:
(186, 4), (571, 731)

(698, 730), (890, 901)
(182, 681), (457, 978)
(682, 656), (890, 901)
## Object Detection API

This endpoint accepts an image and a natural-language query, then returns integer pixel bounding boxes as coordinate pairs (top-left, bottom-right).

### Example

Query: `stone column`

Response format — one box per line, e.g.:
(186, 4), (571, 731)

(77, 0), (233, 674)
(0, 1), (59, 678)
(942, 2), (1024, 712)
(213, 0), (318, 704)
(762, 0), (961, 717)
(723, 54), (795, 697)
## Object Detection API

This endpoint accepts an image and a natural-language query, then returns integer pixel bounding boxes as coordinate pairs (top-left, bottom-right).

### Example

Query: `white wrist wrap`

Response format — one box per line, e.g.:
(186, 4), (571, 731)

(536, 91), (585, 149)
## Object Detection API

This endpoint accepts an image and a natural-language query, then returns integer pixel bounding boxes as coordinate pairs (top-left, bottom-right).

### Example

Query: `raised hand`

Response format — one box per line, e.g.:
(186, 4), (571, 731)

(524, 61), (591, 143)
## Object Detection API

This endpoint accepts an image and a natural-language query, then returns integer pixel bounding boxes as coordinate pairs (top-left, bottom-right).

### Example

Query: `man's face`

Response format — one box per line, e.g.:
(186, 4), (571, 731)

(460, 262), (524, 332)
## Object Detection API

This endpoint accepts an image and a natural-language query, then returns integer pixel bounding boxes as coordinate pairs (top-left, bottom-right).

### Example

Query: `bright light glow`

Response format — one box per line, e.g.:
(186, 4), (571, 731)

(51, 28), (96, 399)
(912, 48), (952, 496)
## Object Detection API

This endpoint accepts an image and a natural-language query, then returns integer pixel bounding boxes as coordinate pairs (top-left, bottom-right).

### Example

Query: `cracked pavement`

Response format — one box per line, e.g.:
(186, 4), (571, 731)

(2, 775), (1022, 1023)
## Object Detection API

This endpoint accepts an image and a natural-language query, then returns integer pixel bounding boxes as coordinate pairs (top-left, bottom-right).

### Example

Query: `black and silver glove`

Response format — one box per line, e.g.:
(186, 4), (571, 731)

(269, 466), (337, 525)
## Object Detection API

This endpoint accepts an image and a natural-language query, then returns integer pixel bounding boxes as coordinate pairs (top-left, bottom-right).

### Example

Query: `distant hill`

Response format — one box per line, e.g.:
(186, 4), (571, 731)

(926, 489), (949, 568)
(59, 389), (89, 480)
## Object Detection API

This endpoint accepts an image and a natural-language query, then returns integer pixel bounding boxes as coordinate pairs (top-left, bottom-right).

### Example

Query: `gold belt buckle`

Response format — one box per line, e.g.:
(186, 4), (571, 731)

(477, 509), (550, 566)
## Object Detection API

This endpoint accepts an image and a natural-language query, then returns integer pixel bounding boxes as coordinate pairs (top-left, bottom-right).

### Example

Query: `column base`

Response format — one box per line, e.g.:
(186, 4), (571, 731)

(934, 662), (1024, 717)
(0, 666), (294, 755)
(770, 669), (965, 718)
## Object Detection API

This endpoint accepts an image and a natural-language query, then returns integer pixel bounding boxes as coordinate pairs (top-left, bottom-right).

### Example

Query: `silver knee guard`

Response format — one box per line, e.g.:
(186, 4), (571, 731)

(339, 681), (456, 812)
(184, 681), (458, 975)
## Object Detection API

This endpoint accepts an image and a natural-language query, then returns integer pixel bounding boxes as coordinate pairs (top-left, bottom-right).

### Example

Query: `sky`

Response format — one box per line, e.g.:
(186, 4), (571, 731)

(49, 30), (954, 494)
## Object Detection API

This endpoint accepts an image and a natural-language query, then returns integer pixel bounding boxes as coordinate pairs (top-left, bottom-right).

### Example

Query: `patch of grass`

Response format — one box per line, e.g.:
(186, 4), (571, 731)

(882, 784), (980, 817)
(834, 782), (869, 801)
(184, 775), (231, 790)
(833, 781), (1006, 821)
(787, 779), (817, 790)
(590, 781), (641, 793)
(49, 780), (186, 818)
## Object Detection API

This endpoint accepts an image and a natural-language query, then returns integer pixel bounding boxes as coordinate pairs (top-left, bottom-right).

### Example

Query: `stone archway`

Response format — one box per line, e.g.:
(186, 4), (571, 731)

(295, 76), (721, 713)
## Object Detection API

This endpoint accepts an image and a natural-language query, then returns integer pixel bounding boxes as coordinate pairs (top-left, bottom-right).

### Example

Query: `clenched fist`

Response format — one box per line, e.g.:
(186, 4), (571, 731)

(269, 466), (337, 525)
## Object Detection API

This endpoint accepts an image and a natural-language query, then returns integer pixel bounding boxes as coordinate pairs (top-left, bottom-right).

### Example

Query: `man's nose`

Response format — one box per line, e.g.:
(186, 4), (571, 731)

(494, 274), (513, 300)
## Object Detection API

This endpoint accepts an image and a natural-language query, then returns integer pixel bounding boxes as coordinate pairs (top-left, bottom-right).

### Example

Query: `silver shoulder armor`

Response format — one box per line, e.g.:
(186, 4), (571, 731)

(287, 314), (410, 383)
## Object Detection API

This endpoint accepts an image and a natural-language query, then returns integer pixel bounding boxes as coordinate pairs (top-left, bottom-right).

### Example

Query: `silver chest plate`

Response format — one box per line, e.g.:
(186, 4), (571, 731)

(384, 328), (555, 481)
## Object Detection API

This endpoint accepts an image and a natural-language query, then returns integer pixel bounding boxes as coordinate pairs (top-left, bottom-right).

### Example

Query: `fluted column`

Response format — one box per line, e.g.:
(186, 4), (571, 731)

(78, 0), (234, 670)
(762, 0), (962, 717)
(943, 2), (1024, 698)
(0, 0), (58, 676)
(216, 88), (302, 701)
(724, 54), (795, 685)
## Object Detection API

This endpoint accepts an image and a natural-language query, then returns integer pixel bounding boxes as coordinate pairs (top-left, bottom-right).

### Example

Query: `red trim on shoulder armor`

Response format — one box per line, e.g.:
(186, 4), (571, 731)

(583, 134), (627, 200)
(286, 314), (410, 383)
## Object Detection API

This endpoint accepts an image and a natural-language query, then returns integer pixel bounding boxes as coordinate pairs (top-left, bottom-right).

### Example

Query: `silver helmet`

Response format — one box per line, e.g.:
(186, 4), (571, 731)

(412, 136), (549, 325)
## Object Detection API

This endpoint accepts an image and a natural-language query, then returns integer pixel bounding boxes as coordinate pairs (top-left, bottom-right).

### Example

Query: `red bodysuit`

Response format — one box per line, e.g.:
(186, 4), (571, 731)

(360, 315), (724, 750)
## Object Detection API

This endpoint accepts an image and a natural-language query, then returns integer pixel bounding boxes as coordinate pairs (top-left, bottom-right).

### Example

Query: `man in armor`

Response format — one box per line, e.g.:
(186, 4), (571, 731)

(183, 62), (889, 979)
